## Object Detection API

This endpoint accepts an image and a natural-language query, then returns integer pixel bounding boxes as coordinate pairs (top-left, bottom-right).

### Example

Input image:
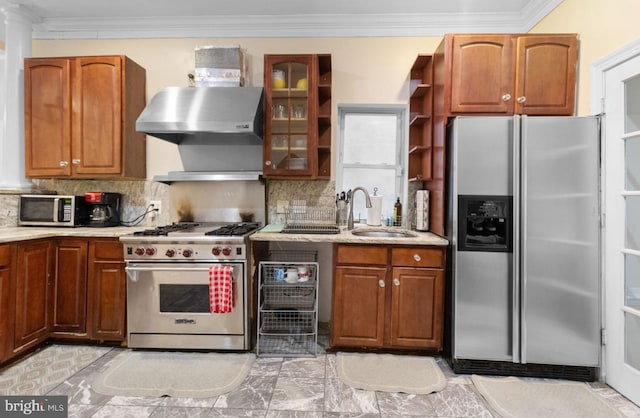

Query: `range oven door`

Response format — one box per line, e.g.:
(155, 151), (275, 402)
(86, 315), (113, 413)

(125, 262), (246, 349)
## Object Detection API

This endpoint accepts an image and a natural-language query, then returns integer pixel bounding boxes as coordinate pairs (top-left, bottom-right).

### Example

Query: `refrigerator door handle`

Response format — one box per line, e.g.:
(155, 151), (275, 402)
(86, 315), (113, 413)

(512, 115), (522, 364)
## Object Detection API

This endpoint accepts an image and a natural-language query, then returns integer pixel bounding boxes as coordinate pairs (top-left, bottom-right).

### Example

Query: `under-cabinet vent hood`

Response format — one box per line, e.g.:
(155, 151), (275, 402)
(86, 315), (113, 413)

(136, 86), (264, 144)
(136, 86), (265, 183)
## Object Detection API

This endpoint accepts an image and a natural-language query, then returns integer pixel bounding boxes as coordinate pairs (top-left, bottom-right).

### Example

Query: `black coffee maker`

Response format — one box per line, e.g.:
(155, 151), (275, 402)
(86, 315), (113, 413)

(85, 192), (121, 227)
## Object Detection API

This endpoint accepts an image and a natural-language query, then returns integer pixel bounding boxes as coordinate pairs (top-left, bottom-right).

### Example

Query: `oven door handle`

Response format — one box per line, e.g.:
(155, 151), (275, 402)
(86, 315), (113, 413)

(124, 265), (239, 282)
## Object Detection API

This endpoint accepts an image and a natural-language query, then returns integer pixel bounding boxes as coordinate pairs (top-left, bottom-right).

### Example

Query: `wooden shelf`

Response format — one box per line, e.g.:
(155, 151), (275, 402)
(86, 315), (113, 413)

(407, 54), (434, 182)
(410, 84), (432, 98)
(409, 145), (430, 154)
(409, 113), (430, 126)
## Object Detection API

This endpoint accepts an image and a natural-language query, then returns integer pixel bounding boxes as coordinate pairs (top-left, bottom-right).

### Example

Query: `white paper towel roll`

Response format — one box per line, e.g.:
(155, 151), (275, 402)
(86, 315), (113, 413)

(367, 195), (383, 226)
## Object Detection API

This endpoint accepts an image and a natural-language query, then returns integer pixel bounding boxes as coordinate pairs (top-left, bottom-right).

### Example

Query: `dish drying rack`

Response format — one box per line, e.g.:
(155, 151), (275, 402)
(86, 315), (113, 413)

(282, 201), (340, 234)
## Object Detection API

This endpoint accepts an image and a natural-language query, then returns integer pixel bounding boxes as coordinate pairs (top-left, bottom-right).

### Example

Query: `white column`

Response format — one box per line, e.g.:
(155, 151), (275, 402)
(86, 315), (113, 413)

(0, 4), (33, 190)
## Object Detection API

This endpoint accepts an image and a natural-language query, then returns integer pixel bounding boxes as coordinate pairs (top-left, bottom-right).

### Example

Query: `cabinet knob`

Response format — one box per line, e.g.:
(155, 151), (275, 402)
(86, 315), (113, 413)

(502, 94), (512, 102)
(516, 96), (526, 103)
(393, 278), (400, 286)
(59, 161), (68, 167)
(378, 279), (385, 288)
(72, 159), (81, 165)
(413, 254), (421, 262)
(265, 160), (272, 166)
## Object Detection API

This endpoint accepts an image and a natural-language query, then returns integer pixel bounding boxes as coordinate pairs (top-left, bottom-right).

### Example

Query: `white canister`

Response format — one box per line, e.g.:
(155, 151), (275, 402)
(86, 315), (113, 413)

(367, 195), (383, 226)
(416, 190), (430, 231)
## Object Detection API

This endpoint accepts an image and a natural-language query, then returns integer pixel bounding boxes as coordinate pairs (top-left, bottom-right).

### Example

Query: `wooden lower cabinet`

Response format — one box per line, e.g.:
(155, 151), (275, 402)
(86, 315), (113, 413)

(0, 244), (16, 362)
(331, 244), (445, 350)
(332, 266), (386, 347)
(14, 240), (53, 352)
(87, 239), (126, 341)
(48, 238), (126, 342)
(52, 239), (88, 336)
(390, 267), (444, 348)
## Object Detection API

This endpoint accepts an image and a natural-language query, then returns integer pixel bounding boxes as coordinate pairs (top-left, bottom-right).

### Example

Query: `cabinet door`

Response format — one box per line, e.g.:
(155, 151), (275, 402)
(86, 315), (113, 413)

(15, 241), (52, 350)
(0, 244), (15, 362)
(390, 267), (444, 349)
(52, 239), (88, 335)
(72, 56), (123, 176)
(331, 266), (386, 347)
(87, 240), (126, 341)
(514, 34), (578, 115)
(263, 55), (317, 177)
(450, 34), (514, 114)
(24, 58), (72, 177)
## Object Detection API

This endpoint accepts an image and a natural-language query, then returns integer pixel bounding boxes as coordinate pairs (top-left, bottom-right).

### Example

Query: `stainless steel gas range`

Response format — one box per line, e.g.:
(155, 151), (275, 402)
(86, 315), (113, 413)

(120, 222), (261, 350)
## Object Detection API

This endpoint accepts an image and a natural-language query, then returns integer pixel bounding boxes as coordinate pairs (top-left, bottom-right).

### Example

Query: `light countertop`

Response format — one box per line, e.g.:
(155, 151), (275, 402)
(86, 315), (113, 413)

(0, 225), (449, 246)
(250, 224), (449, 246)
(0, 226), (146, 243)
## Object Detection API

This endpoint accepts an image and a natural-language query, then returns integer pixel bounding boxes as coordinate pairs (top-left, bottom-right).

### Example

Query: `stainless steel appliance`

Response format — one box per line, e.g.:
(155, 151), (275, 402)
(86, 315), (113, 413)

(136, 87), (265, 182)
(120, 222), (261, 350)
(448, 115), (601, 380)
(85, 192), (122, 227)
(19, 194), (90, 227)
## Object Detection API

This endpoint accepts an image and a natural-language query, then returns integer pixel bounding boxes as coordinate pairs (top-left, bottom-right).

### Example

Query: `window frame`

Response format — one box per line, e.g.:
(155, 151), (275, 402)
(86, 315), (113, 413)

(336, 104), (408, 223)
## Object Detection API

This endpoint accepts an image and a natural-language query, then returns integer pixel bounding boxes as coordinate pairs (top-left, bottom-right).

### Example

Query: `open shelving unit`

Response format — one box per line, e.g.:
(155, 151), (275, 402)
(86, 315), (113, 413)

(408, 54), (434, 181)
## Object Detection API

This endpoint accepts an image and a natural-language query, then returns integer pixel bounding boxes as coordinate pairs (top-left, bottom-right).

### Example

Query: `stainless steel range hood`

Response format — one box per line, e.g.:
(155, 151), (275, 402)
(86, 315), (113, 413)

(136, 86), (265, 182)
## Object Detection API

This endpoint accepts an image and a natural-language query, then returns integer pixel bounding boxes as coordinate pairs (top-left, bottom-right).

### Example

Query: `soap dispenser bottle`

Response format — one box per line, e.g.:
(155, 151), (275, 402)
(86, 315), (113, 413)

(393, 197), (402, 226)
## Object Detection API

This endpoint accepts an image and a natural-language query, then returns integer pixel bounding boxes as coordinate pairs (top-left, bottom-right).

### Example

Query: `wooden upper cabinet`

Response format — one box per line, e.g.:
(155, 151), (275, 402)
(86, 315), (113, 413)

(449, 34), (514, 114)
(24, 55), (147, 179)
(263, 54), (332, 179)
(24, 58), (73, 177)
(514, 34), (578, 115)
(72, 57), (123, 176)
(444, 33), (578, 116)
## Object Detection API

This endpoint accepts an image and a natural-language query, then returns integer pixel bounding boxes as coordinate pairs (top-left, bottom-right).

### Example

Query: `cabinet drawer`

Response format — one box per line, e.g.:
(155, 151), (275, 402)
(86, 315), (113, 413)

(91, 240), (124, 261)
(0, 244), (12, 267)
(391, 247), (444, 268)
(336, 245), (387, 265)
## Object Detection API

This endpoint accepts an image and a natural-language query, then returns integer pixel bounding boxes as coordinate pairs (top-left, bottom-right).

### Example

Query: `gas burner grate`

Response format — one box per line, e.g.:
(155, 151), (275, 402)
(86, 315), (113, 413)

(133, 223), (199, 236)
(205, 222), (261, 236)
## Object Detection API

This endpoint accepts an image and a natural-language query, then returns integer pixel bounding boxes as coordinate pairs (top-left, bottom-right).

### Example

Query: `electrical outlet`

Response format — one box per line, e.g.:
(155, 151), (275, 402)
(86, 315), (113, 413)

(276, 200), (289, 214)
(149, 200), (161, 219)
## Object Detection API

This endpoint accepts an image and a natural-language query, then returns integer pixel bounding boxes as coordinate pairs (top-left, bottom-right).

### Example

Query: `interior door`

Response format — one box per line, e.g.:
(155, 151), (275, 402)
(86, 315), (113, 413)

(604, 53), (640, 406)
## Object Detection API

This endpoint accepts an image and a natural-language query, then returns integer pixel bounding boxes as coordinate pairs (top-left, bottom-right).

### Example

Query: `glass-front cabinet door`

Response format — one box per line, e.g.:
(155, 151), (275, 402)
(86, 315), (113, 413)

(264, 55), (316, 177)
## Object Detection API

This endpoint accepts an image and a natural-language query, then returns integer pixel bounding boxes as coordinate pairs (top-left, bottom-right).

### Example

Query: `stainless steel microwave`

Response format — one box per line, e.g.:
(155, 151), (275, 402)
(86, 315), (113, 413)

(19, 195), (90, 227)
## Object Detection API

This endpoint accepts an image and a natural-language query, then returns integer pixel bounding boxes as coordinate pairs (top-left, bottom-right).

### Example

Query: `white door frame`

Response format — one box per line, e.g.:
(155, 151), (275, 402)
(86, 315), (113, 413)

(591, 38), (640, 403)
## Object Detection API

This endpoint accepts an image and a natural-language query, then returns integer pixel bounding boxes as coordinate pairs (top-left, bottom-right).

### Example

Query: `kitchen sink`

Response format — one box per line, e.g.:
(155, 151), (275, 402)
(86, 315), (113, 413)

(351, 229), (416, 238)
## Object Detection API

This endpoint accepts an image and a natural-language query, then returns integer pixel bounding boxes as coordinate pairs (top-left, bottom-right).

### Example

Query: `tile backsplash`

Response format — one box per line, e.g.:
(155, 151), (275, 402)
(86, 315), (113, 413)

(1, 178), (427, 230)
(0, 181), (168, 228)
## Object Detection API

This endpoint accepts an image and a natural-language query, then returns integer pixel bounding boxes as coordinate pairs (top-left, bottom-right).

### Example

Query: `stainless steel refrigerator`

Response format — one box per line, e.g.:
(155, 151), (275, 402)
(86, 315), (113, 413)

(448, 115), (601, 379)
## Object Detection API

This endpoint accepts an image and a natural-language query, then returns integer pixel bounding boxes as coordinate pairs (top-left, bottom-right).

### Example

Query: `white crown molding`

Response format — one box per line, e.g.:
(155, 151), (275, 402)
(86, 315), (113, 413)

(29, 1), (564, 39)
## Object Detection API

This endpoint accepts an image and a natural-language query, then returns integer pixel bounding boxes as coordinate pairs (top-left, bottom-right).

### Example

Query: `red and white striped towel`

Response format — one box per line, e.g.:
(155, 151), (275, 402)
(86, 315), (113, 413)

(209, 265), (234, 313)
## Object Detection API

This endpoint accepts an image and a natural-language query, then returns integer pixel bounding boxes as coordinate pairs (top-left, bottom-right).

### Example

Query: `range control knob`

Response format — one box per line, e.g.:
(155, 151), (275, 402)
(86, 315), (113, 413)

(222, 247), (232, 256)
(182, 249), (193, 258)
(165, 249), (176, 258)
(145, 247), (156, 256)
(211, 247), (221, 256)
(134, 247), (145, 256)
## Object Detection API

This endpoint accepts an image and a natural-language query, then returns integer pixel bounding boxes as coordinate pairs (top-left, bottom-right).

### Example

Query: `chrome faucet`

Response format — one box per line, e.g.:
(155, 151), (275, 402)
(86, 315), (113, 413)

(347, 187), (372, 230)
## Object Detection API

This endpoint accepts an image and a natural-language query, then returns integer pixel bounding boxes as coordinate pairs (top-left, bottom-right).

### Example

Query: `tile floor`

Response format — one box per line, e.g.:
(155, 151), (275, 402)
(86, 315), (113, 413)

(2, 339), (640, 418)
